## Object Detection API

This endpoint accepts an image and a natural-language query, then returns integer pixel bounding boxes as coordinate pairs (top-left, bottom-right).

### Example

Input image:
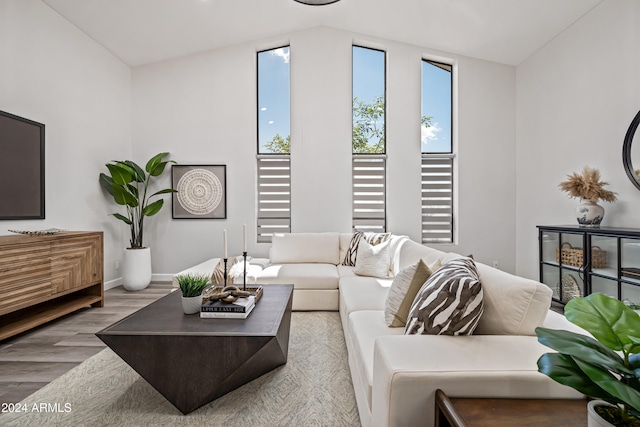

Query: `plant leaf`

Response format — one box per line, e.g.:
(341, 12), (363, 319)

(123, 160), (145, 183)
(143, 199), (164, 216)
(99, 173), (115, 196)
(536, 327), (629, 374)
(145, 152), (170, 176)
(106, 163), (134, 186)
(150, 188), (177, 198)
(111, 185), (138, 207)
(537, 352), (617, 402)
(575, 357), (640, 413)
(112, 213), (132, 225)
(127, 184), (139, 199)
(565, 293), (640, 351)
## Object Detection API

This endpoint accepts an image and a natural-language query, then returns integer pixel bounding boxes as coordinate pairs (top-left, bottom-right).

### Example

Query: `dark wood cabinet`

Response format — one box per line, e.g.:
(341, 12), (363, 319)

(0, 231), (103, 341)
(538, 225), (640, 305)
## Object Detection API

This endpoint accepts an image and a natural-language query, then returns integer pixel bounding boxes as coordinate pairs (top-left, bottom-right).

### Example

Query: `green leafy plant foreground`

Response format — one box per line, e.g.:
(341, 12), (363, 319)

(99, 152), (176, 248)
(175, 273), (210, 297)
(536, 293), (640, 425)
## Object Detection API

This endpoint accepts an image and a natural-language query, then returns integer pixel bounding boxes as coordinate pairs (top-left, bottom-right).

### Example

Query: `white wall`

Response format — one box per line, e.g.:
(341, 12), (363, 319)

(515, 0), (640, 279)
(0, 0), (131, 285)
(132, 26), (517, 276)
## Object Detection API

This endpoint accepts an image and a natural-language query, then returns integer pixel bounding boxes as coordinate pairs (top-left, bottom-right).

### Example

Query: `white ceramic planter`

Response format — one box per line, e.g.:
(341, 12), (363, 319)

(122, 247), (152, 291)
(587, 400), (616, 427)
(181, 295), (202, 315)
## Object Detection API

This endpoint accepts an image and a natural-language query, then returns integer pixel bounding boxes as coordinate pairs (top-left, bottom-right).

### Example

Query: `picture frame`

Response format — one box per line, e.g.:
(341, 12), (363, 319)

(171, 164), (226, 219)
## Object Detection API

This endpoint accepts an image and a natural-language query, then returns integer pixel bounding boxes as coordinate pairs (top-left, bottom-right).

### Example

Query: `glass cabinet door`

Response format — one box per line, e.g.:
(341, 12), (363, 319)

(540, 230), (585, 302)
(621, 239), (640, 285)
(621, 239), (640, 306)
(590, 235), (617, 278)
(590, 275), (617, 299)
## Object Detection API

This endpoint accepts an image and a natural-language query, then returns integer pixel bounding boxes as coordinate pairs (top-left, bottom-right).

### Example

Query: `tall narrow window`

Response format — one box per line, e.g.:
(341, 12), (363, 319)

(352, 45), (386, 233)
(421, 59), (453, 243)
(257, 46), (291, 243)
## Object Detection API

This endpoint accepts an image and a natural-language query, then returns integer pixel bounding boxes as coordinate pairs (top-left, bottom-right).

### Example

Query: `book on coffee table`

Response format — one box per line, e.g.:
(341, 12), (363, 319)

(200, 303), (255, 319)
(201, 295), (255, 313)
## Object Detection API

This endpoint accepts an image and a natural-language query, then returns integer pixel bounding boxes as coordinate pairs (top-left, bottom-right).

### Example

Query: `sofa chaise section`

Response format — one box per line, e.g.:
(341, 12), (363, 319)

(172, 231), (584, 427)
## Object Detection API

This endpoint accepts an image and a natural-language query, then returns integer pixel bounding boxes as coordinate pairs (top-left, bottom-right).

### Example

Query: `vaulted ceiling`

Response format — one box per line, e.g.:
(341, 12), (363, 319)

(42, 0), (602, 67)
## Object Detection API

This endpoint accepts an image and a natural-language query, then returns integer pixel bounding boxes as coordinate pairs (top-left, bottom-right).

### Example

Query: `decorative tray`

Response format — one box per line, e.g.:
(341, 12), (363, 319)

(202, 285), (263, 304)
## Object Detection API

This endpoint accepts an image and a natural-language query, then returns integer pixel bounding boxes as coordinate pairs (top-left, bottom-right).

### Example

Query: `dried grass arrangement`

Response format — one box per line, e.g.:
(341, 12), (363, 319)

(559, 166), (617, 203)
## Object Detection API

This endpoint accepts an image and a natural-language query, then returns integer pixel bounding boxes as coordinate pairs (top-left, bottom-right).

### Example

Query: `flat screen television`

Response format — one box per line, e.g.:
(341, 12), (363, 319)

(0, 110), (45, 219)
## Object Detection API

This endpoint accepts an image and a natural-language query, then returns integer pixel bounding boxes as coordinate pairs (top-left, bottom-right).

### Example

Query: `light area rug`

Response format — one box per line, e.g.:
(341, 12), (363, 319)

(1, 312), (360, 427)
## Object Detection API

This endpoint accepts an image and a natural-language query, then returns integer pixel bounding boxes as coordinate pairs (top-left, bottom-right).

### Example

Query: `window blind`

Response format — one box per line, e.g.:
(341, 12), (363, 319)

(422, 155), (453, 243)
(353, 155), (386, 233)
(257, 155), (291, 243)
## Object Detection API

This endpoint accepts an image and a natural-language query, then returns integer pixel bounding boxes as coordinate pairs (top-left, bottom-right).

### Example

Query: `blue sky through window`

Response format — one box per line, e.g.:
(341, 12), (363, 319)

(258, 46), (290, 154)
(352, 46), (385, 105)
(352, 46), (385, 153)
(421, 61), (452, 153)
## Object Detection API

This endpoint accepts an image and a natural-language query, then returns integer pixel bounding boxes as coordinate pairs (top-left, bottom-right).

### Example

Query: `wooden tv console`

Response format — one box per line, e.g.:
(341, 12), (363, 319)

(0, 231), (103, 341)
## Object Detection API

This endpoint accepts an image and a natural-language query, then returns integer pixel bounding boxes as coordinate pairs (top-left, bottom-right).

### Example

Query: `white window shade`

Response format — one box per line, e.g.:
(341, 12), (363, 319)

(257, 155), (291, 243)
(422, 155), (453, 243)
(353, 155), (386, 233)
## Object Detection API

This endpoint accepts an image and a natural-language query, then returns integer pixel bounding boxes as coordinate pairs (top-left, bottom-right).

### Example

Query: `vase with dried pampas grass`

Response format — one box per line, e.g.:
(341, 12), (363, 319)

(559, 166), (617, 228)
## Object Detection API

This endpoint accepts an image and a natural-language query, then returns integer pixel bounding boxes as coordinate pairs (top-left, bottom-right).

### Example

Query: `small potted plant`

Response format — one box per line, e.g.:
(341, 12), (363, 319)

(536, 293), (640, 427)
(559, 166), (617, 228)
(175, 273), (210, 314)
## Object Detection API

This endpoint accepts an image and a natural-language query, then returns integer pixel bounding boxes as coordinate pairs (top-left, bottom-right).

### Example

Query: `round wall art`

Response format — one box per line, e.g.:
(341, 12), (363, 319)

(172, 165), (226, 219)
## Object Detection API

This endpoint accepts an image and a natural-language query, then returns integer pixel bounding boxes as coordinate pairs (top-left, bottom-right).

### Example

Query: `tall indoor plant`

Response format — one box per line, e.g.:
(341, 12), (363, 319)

(99, 152), (176, 290)
(536, 293), (640, 427)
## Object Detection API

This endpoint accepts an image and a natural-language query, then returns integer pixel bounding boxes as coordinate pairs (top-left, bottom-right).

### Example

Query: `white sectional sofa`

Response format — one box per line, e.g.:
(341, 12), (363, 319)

(173, 232), (584, 426)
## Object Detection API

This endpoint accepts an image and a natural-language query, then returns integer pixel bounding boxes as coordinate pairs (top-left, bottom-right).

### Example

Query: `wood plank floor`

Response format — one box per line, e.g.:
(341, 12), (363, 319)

(0, 282), (174, 405)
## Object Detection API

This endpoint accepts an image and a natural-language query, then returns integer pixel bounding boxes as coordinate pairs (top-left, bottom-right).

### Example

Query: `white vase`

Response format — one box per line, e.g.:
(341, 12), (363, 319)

(181, 295), (202, 315)
(576, 199), (605, 228)
(587, 400), (616, 427)
(122, 247), (152, 291)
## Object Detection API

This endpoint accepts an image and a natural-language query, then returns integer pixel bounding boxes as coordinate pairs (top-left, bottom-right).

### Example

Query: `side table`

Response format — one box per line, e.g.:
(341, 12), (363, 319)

(434, 389), (587, 427)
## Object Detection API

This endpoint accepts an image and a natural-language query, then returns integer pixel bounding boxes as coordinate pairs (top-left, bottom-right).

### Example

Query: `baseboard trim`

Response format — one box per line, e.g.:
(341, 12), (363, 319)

(153, 274), (173, 283)
(104, 278), (122, 291)
(104, 275), (172, 291)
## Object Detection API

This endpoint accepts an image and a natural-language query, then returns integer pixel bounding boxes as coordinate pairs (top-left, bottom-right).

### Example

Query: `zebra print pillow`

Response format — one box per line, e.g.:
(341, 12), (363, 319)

(342, 232), (363, 266)
(341, 231), (391, 266)
(405, 257), (483, 335)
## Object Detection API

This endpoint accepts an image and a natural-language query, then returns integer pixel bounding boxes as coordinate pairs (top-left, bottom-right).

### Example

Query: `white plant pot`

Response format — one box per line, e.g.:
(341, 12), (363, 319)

(181, 295), (202, 315)
(122, 247), (152, 291)
(587, 400), (616, 427)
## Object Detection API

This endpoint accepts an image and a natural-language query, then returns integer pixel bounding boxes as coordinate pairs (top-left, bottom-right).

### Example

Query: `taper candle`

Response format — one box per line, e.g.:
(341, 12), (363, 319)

(243, 223), (247, 252)
(223, 229), (227, 258)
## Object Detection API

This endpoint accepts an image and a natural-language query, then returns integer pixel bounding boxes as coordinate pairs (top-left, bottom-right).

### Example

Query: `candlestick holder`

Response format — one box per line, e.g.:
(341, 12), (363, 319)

(242, 251), (247, 291)
(223, 257), (228, 285)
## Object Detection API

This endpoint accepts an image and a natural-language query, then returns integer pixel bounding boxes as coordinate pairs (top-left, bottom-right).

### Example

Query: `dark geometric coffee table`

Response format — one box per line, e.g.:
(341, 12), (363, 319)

(96, 284), (293, 414)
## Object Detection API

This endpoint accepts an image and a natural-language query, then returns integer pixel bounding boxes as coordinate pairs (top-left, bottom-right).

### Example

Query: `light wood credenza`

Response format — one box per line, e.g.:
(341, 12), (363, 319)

(0, 231), (103, 341)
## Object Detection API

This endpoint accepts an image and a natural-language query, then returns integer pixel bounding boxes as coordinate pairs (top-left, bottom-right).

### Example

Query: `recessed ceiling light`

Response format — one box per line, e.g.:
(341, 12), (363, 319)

(294, 0), (341, 5)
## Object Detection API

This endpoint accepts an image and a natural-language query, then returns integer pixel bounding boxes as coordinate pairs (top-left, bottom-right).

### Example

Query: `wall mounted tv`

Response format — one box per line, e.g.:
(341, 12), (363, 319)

(0, 110), (45, 219)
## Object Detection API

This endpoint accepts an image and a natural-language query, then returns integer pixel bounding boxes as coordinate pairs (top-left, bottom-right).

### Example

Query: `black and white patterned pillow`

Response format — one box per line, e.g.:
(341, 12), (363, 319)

(342, 232), (364, 266)
(342, 231), (392, 266)
(405, 257), (483, 335)
(363, 232), (391, 246)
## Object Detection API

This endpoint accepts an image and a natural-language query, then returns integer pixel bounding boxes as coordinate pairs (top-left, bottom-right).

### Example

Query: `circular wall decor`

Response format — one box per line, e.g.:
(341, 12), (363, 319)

(176, 168), (223, 215)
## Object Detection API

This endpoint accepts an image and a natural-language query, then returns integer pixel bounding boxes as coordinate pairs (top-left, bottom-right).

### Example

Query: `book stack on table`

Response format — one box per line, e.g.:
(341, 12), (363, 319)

(201, 295), (256, 319)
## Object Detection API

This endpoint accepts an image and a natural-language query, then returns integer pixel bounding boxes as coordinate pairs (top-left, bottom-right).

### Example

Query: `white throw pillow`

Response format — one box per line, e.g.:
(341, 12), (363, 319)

(354, 239), (390, 278)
